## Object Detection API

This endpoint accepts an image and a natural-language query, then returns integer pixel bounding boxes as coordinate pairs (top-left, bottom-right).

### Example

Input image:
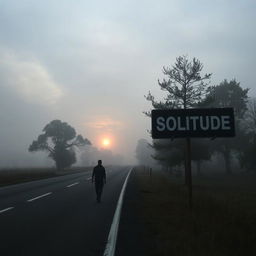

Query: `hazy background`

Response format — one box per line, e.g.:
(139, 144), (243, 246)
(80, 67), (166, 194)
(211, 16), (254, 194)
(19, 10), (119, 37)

(0, 0), (255, 167)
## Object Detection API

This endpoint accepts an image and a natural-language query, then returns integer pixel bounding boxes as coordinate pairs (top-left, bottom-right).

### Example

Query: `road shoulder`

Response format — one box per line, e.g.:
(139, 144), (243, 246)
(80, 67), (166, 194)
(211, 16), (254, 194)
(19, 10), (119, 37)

(115, 167), (150, 256)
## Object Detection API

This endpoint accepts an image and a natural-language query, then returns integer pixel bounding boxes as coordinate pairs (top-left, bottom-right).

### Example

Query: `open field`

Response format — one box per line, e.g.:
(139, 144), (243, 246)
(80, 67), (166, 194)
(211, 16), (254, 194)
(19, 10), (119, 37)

(134, 167), (256, 256)
(0, 167), (92, 187)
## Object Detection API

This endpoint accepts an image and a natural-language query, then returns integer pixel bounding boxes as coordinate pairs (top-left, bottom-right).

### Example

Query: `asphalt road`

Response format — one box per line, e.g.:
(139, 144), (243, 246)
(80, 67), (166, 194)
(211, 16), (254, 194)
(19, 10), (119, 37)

(0, 166), (131, 256)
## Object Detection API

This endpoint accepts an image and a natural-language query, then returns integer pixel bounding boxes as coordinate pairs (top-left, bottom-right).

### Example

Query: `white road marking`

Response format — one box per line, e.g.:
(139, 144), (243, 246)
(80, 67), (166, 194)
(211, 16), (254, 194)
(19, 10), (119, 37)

(0, 207), (14, 214)
(66, 182), (79, 188)
(87, 177), (92, 181)
(103, 168), (133, 256)
(27, 192), (52, 202)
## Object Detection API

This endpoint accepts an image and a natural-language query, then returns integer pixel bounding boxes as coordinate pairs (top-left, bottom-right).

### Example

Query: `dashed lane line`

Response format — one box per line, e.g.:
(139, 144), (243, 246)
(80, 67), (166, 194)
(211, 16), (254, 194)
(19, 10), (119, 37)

(27, 192), (52, 202)
(66, 182), (79, 188)
(0, 207), (14, 214)
(87, 177), (92, 181)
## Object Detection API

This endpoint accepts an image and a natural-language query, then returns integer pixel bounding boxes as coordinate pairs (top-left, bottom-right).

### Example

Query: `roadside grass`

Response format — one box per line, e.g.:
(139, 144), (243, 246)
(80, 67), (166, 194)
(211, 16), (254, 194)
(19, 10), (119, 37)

(0, 167), (91, 187)
(135, 167), (256, 256)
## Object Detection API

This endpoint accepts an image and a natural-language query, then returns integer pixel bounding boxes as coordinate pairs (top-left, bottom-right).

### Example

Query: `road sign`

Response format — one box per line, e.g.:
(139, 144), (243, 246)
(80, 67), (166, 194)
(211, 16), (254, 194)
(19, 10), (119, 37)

(151, 108), (235, 139)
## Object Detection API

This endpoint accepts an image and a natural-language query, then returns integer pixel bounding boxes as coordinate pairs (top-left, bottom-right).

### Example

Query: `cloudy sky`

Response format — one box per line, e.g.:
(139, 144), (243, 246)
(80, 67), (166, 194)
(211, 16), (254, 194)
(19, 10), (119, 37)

(0, 0), (255, 166)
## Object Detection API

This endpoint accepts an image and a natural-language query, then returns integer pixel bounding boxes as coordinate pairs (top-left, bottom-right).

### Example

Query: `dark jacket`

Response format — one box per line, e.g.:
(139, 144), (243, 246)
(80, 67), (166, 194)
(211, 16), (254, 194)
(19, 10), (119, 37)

(92, 165), (106, 183)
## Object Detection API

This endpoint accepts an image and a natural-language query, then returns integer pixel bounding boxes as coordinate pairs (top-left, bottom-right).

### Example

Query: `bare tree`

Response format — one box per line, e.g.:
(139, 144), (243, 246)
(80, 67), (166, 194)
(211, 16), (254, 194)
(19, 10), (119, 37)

(145, 55), (212, 114)
(145, 55), (212, 185)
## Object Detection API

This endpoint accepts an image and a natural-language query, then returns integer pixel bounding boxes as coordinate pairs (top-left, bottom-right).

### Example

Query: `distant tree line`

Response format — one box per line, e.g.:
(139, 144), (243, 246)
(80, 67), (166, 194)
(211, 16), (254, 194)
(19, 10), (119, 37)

(143, 55), (256, 176)
(135, 138), (156, 167)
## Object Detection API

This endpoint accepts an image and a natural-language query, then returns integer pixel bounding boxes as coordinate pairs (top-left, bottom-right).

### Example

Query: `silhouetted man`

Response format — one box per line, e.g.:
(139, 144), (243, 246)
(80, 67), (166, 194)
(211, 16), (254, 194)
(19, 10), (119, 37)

(92, 160), (106, 203)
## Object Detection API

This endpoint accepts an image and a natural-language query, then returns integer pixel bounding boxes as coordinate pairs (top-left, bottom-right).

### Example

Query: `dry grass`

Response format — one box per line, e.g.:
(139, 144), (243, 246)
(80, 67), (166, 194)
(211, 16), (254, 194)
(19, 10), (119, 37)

(134, 167), (256, 256)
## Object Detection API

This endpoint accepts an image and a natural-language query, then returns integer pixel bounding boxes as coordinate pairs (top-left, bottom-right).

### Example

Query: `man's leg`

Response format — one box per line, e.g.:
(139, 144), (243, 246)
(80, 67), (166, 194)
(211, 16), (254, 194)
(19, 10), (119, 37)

(98, 184), (103, 202)
(97, 182), (104, 202)
(95, 182), (100, 202)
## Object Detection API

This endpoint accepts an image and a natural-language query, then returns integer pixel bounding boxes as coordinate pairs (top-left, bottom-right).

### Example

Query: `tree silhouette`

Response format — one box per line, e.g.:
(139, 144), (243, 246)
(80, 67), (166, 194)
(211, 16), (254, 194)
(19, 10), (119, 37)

(191, 139), (212, 176)
(204, 79), (249, 174)
(145, 55), (212, 114)
(151, 139), (184, 170)
(135, 138), (156, 166)
(29, 120), (91, 170)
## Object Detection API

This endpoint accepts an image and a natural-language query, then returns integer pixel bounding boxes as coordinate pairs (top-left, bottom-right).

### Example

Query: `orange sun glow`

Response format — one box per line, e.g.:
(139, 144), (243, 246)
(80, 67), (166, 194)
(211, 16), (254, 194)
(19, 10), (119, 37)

(102, 138), (111, 147)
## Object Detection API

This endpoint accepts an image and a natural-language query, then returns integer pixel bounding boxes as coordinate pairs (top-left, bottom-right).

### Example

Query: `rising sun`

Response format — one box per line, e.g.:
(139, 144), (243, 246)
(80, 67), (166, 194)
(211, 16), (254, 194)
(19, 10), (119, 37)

(102, 138), (110, 147)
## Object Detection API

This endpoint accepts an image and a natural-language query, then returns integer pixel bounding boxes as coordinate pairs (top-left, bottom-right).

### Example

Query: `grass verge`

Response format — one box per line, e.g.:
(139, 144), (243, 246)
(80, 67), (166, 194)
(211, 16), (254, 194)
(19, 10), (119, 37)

(134, 167), (256, 256)
(0, 167), (91, 187)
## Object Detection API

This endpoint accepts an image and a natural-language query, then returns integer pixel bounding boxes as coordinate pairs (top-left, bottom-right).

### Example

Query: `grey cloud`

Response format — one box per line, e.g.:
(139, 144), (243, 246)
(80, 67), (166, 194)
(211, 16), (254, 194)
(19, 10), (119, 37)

(0, 0), (255, 166)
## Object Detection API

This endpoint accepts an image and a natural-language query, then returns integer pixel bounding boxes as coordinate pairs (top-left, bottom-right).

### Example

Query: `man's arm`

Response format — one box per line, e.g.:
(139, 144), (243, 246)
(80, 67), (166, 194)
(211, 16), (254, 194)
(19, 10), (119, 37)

(103, 167), (106, 184)
(92, 168), (95, 183)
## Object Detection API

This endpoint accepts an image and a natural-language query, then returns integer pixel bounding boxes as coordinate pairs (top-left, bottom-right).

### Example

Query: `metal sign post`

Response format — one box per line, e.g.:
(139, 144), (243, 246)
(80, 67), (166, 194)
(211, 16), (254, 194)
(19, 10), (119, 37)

(186, 137), (192, 208)
(151, 108), (235, 208)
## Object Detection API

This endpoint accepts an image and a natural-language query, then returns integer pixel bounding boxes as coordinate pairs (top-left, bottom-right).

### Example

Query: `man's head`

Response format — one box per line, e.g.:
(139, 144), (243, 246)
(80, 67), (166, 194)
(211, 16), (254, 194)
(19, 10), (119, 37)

(98, 160), (102, 165)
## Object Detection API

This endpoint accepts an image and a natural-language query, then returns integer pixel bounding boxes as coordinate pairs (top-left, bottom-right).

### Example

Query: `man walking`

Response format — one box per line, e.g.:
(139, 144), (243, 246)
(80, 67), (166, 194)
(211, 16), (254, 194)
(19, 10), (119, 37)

(92, 160), (106, 203)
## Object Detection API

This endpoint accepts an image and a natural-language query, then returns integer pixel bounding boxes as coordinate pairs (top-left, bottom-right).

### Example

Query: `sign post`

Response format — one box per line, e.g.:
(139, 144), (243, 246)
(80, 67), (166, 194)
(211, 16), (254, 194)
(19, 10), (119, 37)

(186, 137), (192, 208)
(151, 108), (235, 208)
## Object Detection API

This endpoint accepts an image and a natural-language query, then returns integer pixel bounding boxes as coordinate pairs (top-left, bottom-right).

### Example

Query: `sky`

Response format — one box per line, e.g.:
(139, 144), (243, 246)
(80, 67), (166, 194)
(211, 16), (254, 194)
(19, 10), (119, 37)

(0, 0), (255, 166)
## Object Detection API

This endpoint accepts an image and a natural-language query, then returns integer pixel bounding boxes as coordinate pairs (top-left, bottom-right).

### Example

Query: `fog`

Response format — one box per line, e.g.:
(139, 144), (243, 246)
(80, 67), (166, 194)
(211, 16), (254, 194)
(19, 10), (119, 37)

(0, 1), (255, 167)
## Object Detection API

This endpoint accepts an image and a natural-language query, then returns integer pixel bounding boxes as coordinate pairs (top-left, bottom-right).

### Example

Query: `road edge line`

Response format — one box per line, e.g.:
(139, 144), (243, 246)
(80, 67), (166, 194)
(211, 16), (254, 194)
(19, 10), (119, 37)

(103, 167), (133, 256)
(0, 207), (14, 214)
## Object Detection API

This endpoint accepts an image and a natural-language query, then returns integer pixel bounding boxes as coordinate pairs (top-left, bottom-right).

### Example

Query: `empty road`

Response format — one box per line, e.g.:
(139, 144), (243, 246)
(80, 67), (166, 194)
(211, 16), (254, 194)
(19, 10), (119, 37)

(0, 166), (131, 256)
